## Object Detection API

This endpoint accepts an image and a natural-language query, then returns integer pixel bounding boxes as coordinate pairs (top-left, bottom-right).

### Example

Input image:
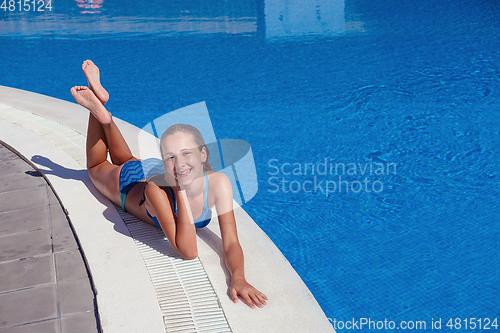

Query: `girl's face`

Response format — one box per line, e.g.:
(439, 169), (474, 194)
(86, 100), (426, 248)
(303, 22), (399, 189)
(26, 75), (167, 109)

(160, 132), (207, 186)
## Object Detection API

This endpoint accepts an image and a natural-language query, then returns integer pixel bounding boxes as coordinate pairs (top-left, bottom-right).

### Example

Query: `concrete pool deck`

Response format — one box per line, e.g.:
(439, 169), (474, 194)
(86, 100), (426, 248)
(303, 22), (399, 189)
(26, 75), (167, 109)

(0, 85), (335, 333)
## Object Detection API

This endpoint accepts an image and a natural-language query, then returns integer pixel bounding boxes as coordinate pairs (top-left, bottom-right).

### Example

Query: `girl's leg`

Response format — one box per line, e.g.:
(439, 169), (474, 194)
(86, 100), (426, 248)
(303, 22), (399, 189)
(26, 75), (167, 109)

(81, 60), (135, 165)
(102, 118), (136, 165)
(85, 108), (108, 169)
(71, 86), (135, 204)
(84, 110), (120, 202)
(72, 86), (136, 165)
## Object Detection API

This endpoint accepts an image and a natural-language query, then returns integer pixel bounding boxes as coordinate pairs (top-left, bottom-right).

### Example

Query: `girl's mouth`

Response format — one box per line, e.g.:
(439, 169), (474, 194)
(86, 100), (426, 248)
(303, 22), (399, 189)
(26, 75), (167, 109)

(176, 168), (191, 178)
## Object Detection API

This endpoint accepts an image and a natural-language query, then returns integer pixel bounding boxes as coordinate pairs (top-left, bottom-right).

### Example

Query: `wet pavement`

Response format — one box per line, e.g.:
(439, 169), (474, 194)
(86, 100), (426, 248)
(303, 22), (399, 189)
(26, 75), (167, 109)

(0, 141), (100, 333)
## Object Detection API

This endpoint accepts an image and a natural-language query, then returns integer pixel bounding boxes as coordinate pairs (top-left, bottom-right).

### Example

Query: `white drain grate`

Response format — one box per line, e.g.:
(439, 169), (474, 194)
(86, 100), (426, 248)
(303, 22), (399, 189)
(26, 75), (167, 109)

(114, 204), (232, 333)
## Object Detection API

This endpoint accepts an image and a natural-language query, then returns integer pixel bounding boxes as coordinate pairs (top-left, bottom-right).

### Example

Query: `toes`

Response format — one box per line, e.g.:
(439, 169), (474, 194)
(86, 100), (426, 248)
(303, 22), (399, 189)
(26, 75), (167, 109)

(82, 59), (96, 71)
(70, 86), (88, 96)
(82, 60), (94, 72)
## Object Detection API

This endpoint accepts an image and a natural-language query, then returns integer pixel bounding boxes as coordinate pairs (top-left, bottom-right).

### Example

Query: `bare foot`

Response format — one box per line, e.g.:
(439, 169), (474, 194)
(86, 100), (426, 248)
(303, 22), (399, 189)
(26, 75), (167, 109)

(70, 86), (112, 125)
(82, 60), (109, 105)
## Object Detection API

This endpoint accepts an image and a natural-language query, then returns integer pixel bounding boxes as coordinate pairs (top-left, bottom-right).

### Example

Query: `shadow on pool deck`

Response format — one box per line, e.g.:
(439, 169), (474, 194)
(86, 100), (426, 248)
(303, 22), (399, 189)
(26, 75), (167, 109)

(24, 154), (190, 259)
(0, 141), (100, 333)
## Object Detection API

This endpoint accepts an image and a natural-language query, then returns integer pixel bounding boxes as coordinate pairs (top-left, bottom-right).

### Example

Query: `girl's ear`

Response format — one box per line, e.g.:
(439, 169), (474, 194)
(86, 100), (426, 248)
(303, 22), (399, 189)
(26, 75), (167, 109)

(200, 146), (208, 163)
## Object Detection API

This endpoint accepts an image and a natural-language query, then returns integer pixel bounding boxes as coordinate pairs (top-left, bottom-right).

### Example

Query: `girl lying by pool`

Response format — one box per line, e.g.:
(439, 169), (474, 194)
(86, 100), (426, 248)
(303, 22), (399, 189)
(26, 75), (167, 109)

(70, 60), (267, 309)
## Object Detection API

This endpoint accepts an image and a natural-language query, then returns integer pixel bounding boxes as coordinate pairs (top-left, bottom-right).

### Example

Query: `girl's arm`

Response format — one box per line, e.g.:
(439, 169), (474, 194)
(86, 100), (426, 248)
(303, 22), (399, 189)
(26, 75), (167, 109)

(145, 182), (198, 259)
(213, 173), (268, 308)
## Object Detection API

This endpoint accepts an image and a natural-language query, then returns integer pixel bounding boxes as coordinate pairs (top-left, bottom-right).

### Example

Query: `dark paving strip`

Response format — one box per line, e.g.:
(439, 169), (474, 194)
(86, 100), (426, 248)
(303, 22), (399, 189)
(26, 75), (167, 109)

(0, 141), (101, 333)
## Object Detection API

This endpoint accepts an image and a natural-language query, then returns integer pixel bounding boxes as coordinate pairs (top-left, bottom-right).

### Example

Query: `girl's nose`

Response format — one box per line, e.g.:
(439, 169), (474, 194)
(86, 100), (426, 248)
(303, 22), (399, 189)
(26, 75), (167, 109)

(174, 155), (186, 168)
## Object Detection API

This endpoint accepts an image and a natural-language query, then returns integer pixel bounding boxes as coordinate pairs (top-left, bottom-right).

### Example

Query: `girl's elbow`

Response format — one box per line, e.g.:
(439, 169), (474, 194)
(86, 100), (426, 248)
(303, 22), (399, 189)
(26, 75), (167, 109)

(179, 249), (198, 260)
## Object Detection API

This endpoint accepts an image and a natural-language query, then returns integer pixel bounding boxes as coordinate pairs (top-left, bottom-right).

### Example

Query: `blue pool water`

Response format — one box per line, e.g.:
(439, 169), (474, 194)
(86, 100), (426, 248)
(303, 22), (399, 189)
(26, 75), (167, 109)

(1, 0), (499, 330)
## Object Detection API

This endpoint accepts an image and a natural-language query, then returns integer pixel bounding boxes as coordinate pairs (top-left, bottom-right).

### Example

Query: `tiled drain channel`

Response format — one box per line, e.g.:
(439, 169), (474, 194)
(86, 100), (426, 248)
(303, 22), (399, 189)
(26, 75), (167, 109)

(114, 204), (232, 333)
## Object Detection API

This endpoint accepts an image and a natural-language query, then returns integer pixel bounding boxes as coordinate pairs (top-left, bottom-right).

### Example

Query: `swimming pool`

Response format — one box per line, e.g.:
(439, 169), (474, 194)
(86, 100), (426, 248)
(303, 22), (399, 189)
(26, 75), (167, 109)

(1, 0), (499, 330)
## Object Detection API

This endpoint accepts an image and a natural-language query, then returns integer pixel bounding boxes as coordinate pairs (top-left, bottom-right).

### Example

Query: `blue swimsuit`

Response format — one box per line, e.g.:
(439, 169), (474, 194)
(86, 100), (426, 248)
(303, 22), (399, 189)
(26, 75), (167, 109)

(145, 171), (212, 229)
(119, 158), (165, 210)
(118, 158), (212, 229)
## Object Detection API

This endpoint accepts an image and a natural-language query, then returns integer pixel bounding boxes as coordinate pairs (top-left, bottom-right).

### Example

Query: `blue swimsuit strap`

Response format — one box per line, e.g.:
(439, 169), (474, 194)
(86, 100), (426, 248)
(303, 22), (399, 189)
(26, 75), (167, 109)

(202, 171), (209, 207)
(168, 171), (208, 215)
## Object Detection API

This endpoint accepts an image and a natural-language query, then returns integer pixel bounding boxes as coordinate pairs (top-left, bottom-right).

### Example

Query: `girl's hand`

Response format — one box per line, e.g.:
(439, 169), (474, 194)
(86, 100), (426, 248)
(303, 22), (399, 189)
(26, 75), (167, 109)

(230, 277), (268, 309)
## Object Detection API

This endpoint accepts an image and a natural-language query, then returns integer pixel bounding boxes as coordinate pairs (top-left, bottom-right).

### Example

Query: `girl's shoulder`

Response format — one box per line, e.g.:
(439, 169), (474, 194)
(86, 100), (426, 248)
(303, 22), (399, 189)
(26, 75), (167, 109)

(205, 171), (234, 208)
(205, 170), (232, 192)
(206, 170), (228, 183)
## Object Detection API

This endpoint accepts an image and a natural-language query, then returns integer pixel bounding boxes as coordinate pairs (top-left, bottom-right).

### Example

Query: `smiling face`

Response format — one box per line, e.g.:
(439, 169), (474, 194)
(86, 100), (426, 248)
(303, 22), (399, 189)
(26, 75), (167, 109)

(160, 131), (207, 186)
